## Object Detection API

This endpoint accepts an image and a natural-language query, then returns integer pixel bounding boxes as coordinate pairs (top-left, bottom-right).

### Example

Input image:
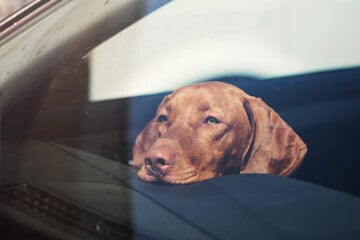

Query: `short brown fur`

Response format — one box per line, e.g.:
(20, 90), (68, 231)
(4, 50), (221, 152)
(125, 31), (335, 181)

(132, 81), (307, 184)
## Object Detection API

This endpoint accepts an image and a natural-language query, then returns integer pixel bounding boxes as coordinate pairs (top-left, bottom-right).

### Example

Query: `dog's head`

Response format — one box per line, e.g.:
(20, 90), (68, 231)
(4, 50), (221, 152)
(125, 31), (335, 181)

(132, 81), (307, 184)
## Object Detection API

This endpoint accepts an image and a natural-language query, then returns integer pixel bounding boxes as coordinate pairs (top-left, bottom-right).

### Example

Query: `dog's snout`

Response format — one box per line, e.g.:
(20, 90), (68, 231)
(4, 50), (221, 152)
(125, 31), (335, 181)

(145, 147), (175, 173)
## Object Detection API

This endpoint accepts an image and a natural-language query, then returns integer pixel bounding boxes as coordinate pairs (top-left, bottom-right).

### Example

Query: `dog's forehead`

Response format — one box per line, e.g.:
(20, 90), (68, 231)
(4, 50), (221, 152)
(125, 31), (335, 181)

(161, 82), (247, 111)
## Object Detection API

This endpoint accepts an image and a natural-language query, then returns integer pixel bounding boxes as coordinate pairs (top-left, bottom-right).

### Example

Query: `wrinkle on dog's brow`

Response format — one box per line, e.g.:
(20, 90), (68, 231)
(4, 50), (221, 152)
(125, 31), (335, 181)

(197, 104), (210, 112)
(165, 105), (172, 113)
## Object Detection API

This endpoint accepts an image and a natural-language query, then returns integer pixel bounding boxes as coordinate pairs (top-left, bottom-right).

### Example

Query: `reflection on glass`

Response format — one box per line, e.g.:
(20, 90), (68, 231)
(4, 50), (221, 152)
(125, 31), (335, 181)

(0, 0), (34, 20)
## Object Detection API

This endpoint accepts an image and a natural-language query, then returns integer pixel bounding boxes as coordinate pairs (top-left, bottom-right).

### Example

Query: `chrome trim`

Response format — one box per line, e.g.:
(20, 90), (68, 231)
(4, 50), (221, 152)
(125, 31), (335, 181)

(0, 0), (63, 40)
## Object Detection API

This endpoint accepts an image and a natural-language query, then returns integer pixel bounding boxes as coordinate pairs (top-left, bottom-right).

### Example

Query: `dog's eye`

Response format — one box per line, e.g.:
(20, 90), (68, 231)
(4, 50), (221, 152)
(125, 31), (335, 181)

(205, 116), (220, 125)
(157, 115), (168, 124)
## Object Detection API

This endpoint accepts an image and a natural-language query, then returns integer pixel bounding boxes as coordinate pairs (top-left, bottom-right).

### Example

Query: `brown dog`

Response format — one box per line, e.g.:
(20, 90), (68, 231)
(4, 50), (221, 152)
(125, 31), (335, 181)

(132, 81), (307, 184)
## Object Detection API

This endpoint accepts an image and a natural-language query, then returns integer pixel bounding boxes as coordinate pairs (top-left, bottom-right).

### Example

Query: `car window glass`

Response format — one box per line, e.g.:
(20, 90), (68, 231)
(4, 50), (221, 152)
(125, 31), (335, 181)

(0, 0), (35, 20)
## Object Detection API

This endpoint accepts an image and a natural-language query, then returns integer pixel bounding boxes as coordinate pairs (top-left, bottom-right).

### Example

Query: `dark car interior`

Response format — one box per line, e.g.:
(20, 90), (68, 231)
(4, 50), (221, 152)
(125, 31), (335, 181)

(2, 65), (360, 239)
(1, 0), (360, 239)
(3, 63), (360, 195)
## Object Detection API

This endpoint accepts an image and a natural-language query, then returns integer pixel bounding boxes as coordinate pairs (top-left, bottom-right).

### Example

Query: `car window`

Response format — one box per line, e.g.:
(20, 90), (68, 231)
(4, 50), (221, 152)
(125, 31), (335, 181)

(1, 0), (360, 192)
(1, 1), (360, 239)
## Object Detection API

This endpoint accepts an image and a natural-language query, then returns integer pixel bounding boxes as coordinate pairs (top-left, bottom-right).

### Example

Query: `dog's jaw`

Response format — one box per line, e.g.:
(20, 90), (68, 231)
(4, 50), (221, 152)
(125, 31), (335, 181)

(137, 166), (203, 185)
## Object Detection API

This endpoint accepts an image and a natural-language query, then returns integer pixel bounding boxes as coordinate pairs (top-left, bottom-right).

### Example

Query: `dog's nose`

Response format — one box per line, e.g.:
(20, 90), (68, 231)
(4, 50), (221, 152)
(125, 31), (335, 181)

(145, 147), (175, 173)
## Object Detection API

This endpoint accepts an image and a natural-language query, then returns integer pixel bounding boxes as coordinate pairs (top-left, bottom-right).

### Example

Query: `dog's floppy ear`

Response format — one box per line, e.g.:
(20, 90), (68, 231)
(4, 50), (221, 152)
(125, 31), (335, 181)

(132, 118), (158, 169)
(241, 96), (307, 176)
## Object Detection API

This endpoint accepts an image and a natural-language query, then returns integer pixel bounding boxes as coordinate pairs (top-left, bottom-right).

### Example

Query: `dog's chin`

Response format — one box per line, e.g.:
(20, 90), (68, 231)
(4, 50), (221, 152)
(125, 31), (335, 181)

(137, 168), (201, 185)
